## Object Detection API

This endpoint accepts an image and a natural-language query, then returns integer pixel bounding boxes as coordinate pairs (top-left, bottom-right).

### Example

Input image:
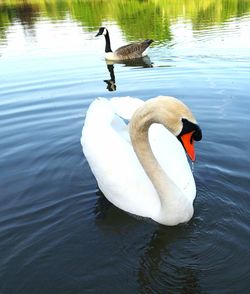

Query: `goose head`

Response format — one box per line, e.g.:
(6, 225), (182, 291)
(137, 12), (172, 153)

(131, 96), (202, 161)
(95, 27), (108, 37)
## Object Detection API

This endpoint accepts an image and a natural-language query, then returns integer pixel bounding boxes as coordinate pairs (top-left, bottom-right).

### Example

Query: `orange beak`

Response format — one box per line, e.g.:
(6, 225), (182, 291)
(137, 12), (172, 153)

(180, 131), (196, 161)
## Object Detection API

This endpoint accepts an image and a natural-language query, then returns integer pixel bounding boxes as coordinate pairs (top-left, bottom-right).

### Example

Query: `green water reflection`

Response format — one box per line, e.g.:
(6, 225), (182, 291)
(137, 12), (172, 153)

(1, 0), (250, 42)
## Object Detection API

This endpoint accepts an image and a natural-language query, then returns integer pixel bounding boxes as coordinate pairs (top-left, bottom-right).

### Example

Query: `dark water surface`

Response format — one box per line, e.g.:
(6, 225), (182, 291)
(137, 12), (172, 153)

(1, 1), (250, 293)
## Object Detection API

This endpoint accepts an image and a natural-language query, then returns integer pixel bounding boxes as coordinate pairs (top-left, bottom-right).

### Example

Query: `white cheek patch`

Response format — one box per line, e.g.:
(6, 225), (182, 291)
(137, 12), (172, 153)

(103, 28), (107, 35)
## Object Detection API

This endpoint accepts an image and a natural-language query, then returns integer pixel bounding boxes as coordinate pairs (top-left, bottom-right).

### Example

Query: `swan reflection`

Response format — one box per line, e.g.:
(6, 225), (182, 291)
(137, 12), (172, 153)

(104, 56), (153, 91)
(137, 226), (200, 292)
(94, 192), (200, 292)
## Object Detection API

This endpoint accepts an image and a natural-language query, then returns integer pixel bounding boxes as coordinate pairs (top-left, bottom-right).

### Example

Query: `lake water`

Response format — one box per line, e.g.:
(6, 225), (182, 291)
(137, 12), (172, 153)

(1, 1), (250, 293)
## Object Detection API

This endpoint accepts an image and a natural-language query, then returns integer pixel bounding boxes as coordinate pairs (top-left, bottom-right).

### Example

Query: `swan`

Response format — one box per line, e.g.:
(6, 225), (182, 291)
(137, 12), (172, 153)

(81, 96), (202, 226)
(95, 27), (153, 61)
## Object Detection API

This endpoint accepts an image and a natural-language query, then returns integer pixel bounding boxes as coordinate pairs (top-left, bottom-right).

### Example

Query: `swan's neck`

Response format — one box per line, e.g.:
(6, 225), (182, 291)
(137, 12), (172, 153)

(104, 31), (113, 53)
(129, 109), (175, 204)
(129, 102), (193, 224)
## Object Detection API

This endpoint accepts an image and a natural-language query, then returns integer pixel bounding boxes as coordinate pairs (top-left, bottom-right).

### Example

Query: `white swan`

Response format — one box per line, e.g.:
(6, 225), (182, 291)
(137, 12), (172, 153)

(81, 96), (202, 226)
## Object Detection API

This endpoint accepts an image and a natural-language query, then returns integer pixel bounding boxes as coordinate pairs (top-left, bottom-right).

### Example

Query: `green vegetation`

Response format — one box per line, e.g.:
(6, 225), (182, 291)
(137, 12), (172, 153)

(0, 0), (250, 42)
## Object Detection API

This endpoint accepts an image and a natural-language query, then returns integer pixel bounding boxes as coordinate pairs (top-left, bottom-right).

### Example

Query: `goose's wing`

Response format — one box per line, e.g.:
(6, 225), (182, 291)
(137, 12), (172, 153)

(115, 40), (153, 58)
(81, 98), (161, 218)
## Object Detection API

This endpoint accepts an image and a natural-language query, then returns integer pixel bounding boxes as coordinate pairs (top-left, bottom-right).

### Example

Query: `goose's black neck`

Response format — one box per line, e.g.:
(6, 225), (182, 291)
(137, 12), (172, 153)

(104, 31), (113, 53)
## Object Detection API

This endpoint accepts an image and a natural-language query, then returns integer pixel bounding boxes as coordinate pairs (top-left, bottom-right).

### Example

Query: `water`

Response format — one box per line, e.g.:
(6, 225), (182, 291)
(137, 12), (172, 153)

(1, 1), (250, 293)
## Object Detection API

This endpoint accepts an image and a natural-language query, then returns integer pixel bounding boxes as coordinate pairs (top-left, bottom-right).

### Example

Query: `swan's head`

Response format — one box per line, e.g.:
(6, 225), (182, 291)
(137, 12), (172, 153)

(157, 96), (202, 161)
(138, 96), (202, 161)
(176, 117), (202, 161)
(95, 27), (108, 37)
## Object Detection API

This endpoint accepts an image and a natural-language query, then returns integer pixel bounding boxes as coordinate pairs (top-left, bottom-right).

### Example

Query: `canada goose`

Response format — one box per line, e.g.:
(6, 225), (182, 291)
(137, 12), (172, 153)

(95, 27), (153, 61)
(81, 96), (202, 226)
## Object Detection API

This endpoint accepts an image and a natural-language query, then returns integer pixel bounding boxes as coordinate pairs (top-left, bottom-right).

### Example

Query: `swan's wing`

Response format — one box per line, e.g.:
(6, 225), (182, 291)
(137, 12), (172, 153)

(149, 124), (196, 202)
(109, 96), (195, 201)
(110, 96), (144, 120)
(81, 98), (161, 218)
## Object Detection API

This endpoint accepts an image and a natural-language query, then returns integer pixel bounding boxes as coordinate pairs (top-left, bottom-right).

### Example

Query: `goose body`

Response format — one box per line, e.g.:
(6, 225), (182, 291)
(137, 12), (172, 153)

(81, 96), (202, 226)
(95, 27), (153, 61)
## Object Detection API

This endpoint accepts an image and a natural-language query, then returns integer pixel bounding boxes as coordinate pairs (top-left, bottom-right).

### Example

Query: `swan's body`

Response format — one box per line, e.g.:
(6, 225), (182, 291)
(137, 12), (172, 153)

(95, 27), (153, 61)
(81, 96), (202, 225)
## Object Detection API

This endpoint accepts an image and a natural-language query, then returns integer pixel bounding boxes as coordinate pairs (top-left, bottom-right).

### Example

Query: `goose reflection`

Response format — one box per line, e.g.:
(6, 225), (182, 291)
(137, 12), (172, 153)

(103, 56), (153, 91)
(112, 55), (153, 68)
(104, 64), (116, 91)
